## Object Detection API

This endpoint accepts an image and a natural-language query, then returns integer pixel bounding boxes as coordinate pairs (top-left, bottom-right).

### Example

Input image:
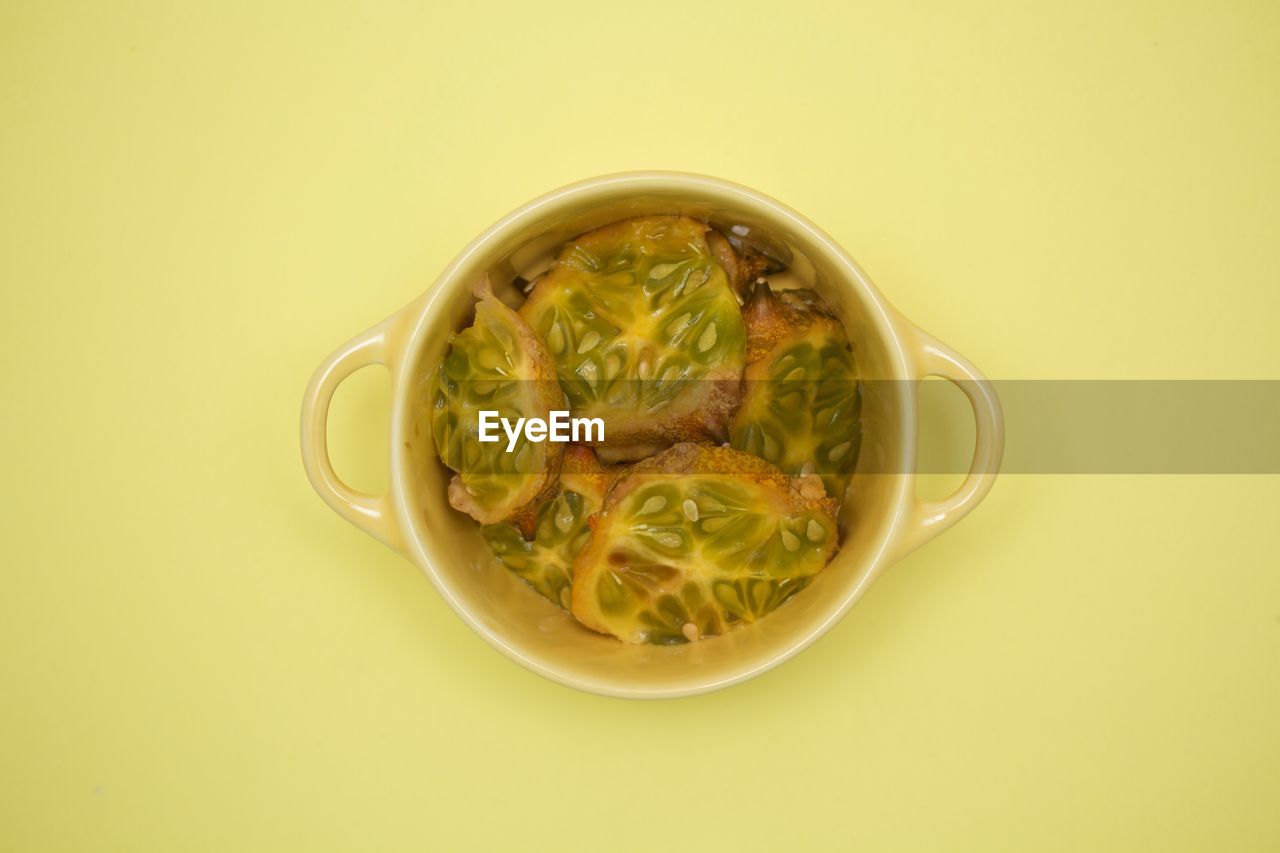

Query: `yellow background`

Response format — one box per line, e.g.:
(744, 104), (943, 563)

(3, 1), (1278, 849)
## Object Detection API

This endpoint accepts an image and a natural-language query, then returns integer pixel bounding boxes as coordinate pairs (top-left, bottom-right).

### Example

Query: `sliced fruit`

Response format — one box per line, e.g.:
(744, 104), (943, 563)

(571, 443), (839, 644)
(430, 279), (567, 524)
(480, 446), (617, 609)
(519, 216), (747, 462)
(729, 282), (862, 499)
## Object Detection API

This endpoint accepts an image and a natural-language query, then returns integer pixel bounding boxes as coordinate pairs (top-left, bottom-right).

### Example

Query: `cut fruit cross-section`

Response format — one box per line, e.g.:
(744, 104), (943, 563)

(571, 443), (839, 644)
(481, 446), (618, 609)
(520, 216), (747, 463)
(429, 279), (567, 524)
(730, 283), (862, 499)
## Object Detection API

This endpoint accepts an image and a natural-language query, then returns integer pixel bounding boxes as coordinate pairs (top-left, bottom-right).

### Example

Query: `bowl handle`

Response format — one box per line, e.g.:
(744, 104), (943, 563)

(896, 327), (1005, 558)
(300, 314), (407, 555)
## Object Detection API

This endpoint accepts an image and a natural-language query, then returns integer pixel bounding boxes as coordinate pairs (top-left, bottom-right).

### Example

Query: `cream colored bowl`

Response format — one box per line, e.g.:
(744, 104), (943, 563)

(300, 172), (1003, 698)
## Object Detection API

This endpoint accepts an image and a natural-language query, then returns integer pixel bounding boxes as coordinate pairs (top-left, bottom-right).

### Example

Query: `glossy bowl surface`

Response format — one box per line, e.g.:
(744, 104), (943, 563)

(301, 172), (1003, 698)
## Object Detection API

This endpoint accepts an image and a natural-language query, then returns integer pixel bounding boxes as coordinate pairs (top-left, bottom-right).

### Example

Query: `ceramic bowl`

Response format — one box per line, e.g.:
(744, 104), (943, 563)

(301, 171), (1003, 698)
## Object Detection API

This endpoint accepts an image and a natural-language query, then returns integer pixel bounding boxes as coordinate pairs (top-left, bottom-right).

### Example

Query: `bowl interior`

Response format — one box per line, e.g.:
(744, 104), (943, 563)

(397, 179), (913, 697)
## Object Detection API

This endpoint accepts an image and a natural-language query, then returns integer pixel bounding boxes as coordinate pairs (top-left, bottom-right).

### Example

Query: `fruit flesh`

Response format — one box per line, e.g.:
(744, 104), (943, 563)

(426, 219), (862, 646)
(571, 444), (839, 645)
(429, 280), (566, 524)
(519, 216), (746, 462)
(481, 446), (616, 609)
(730, 283), (862, 499)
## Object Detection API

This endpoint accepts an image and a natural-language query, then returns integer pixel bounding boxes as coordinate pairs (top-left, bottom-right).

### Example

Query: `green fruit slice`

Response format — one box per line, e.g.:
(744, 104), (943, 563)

(519, 216), (747, 461)
(729, 283), (861, 499)
(571, 443), (838, 644)
(481, 446), (616, 609)
(430, 280), (567, 524)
